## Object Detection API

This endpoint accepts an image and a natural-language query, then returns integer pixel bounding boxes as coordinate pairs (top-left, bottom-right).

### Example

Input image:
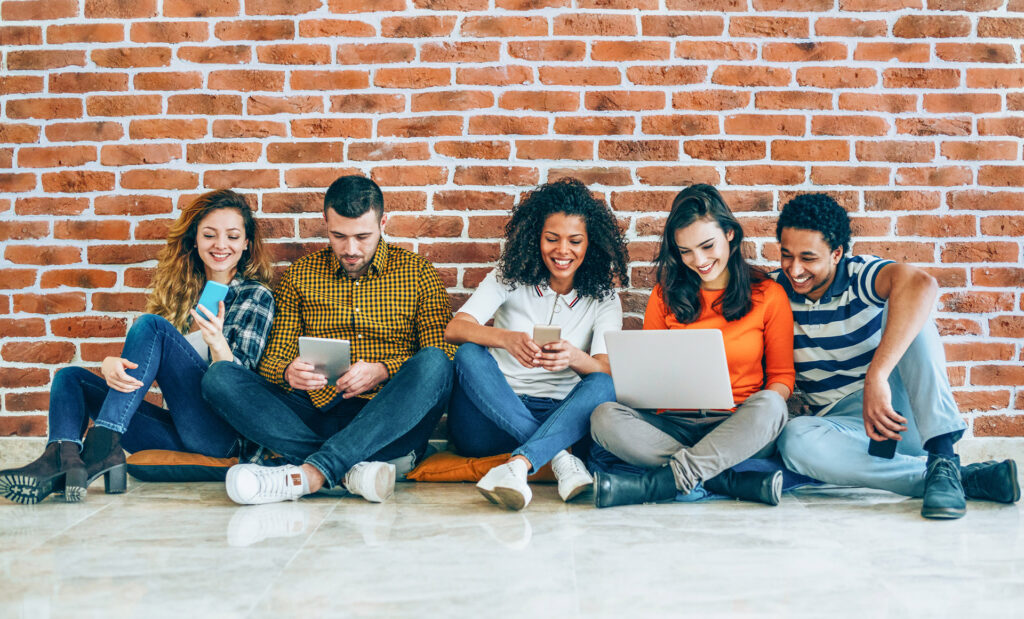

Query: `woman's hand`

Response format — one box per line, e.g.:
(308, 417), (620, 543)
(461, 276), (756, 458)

(189, 301), (232, 362)
(533, 339), (582, 373)
(101, 356), (143, 393)
(501, 331), (542, 367)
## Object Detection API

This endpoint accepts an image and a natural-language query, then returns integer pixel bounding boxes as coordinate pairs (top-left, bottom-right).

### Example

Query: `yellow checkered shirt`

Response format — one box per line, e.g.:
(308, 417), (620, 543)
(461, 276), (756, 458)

(258, 241), (456, 409)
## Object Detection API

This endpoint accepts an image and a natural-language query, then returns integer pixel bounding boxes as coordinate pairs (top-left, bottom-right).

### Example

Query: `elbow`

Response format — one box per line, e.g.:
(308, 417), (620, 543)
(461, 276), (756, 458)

(912, 269), (939, 304)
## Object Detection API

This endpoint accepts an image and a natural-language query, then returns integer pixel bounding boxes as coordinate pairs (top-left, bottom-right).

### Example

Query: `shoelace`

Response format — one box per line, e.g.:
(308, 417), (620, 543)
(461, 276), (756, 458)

(256, 467), (301, 500)
(928, 459), (961, 483)
(554, 455), (585, 478)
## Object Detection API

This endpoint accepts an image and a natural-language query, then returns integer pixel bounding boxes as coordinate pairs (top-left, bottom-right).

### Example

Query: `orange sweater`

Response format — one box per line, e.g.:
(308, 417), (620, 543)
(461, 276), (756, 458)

(644, 278), (795, 407)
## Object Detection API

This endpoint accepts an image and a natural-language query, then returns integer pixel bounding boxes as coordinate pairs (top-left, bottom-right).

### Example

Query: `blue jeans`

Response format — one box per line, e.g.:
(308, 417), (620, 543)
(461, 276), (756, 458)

(201, 347), (453, 488)
(778, 318), (967, 497)
(47, 314), (239, 457)
(447, 342), (616, 472)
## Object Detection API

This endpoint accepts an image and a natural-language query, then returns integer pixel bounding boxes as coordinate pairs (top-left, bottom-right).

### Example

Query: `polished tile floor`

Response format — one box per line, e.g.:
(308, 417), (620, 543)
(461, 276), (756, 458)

(1, 479), (1021, 618)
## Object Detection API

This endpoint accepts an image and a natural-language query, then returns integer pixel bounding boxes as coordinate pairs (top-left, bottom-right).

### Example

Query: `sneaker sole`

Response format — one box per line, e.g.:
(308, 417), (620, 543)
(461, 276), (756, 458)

(767, 471), (783, 506)
(921, 506), (966, 520)
(476, 486), (500, 505)
(361, 464), (396, 503)
(493, 486), (528, 511)
(0, 474), (57, 505)
(559, 479), (592, 503)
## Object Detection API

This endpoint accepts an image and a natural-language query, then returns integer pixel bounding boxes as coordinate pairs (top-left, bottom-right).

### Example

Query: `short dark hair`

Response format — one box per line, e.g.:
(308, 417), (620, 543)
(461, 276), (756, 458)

(776, 193), (851, 255)
(324, 175), (384, 219)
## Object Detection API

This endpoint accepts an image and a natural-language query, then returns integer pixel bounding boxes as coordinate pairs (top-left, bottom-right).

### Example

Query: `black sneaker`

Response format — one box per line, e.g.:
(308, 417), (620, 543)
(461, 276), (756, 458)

(921, 454), (966, 520)
(962, 459), (1020, 504)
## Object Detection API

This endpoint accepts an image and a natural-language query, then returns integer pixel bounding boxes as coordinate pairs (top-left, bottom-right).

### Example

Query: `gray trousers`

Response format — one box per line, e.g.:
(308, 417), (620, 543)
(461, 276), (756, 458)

(591, 390), (788, 493)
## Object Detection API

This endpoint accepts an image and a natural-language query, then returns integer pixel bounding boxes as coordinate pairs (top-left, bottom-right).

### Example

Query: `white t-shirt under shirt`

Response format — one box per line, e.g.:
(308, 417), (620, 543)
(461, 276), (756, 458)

(458, 269), (623, 400)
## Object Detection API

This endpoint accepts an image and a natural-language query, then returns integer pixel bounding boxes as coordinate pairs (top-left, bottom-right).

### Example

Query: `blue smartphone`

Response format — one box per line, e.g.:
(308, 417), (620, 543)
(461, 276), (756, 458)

(196, 280), (229, 318)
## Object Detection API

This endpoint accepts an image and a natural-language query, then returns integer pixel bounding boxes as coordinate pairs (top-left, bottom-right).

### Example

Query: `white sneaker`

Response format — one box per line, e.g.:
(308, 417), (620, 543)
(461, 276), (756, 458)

(477, 460), (531, 511)
(226, 502), (310, 547)
(343, 461), (396, 503)
(551, 450), (594, 502)
(225, 463), (309, 505)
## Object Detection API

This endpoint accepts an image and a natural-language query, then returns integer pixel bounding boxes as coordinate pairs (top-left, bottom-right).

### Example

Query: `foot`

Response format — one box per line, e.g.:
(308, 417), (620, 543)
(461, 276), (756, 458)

(477, 460), (531, 511)
(703, 469), (783, 506)
(962, 459), (1020, 504)
(921, 454), (966, 520)
(550, 450), (593, 502)
(0, 441), (85, 505)
(343, 462), (396, 503)
(593, 465), (677, 509)
(225, 463), (310, 505)
(80, 426), (127, 495)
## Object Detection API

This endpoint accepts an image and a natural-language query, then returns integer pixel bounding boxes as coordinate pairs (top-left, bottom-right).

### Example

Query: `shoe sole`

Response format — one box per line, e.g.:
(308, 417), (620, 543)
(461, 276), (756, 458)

(87, 463), (127, 495)
(361, 464), (396, 503)
(493, 486), (528, 511)
(559, 478), (592, 503)
(766, 471), (783, 506)
(1004, 460), (1021, 503)
(476, 486), (500, 505)
(0, 473), (58, 505)
(921, 506), (966, 520)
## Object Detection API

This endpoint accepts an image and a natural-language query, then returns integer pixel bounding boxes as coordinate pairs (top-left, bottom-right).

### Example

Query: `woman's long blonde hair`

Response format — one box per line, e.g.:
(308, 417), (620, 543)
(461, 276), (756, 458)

(145, 190), (273, 332)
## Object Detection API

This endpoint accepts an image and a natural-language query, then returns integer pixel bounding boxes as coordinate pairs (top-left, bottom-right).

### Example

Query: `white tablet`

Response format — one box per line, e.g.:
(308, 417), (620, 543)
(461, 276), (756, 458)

(298, 337), (351, 385)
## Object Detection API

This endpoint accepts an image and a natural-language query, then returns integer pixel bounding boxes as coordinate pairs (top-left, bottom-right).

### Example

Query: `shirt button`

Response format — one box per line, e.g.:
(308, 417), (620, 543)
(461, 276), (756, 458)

(355, 307), (360, 312)
(355, 282), (359, 286)
(357, 334), (363, 339)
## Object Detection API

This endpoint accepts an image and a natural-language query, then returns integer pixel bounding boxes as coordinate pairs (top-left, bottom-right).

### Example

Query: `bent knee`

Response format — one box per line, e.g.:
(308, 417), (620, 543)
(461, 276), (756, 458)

(581, 371), (615, 400)
(777, 418), (832, 469)
(200, 360), (239, 398)
(590, 402), (634, 444)
(453, 341), (487, 367)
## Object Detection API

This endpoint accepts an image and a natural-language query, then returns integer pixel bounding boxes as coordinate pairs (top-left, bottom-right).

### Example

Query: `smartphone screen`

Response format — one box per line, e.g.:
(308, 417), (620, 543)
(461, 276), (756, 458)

(196, 280), (229, 317)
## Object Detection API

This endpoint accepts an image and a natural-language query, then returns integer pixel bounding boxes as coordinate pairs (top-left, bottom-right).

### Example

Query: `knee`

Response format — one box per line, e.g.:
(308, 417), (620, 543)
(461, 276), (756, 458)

(52, 366), (91, 391)
(410, 346), (454, 381)
(581, 372), (615, 401)
(749, 390), (789, 429)
(453, 342), (487, 369)
(131, 313), (169, 335)
(590, 402), (627, 445)
(777, 418), (830, 470)
(200, 360), (237, 401)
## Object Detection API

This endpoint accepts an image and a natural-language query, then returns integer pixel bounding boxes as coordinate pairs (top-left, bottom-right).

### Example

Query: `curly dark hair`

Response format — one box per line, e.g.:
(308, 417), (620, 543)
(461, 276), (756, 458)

(776, 193), (851, 255)
(497, 178), (629, 300)
(656, 184), (765, 323)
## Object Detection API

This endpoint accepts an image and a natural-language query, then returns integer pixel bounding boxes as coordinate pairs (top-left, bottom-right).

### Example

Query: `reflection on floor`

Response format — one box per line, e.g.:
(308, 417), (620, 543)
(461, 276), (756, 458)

(1, 480), (1021, 618)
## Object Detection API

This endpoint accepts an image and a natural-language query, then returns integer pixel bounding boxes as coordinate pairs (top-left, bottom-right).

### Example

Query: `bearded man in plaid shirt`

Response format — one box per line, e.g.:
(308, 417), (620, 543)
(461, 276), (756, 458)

(203, 175), (456, 505)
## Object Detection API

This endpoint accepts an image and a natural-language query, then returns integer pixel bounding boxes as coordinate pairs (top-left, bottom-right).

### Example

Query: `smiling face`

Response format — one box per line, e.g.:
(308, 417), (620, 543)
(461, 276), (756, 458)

(196, 208), (248, 284)
(779, 227), (843, 301)
(325, 208), (384, 279)
(540, 212), (588, 294)
(673, 216), (734, 290)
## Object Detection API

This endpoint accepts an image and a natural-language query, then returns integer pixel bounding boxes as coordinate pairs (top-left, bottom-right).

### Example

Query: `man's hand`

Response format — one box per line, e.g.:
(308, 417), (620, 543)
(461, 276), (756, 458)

(335, 361), (388, 399)
(501, 331), (542, 368)
(285, 359), (328, 392)
(533, 339), (581, 373)
(862, 372), (907, 442)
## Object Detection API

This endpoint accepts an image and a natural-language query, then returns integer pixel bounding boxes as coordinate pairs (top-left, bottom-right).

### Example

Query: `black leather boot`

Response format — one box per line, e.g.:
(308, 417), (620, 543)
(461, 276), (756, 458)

(81, 426), (127, 494)
(703, 469), (782, 506)
(0, 441), (87, 504)
(962, 459), (1020, 504)
(594, 466), (678, 509)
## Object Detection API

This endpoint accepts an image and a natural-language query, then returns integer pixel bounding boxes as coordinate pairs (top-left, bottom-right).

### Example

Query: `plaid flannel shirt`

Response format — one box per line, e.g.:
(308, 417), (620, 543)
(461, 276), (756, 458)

(184, 276), (275, 370)
(257, 242), (456, 409)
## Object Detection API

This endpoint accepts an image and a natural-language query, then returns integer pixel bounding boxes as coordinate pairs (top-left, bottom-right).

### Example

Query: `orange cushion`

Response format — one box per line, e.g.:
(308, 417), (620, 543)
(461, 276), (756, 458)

(126, 450), (238, 482)
(407, 450), (555, 483)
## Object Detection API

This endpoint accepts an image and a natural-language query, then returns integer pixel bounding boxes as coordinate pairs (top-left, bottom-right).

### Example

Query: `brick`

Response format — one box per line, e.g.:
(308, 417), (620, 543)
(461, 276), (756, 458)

(468, 115), (547, 136)
(2, 0), (77, 19)
(601, 140), (680, 161)
(755, 91), (831, 111)
(980, 216), (1024, 237)
(641, 115), (718, 136)
(257, 44), (332, 65)
(168, 94), (243, 115)
(864, 190), (940, 211)
(772, 140), (848, 162)
(298, 19), (376, 38)
(896, 117), (971, 137)
(896, 215), (974, 237)
(461, 16), (546, 37)
(941, 141), (1017, 161)
(374, 68), (450, 89)
(0, 368), (49, 389)
(0, 269), (35, 290)
(42, 171), (116, 193)
(422, 42), (501, 64)
(932, 0), (1000, 9)
(164, 0), (240, 17)
(96, 195), (173, 216)
(851, 241), (934, 263)
(41, 269), (118, 289)
(990, 315), (1024, 338)
(211, 119), (286, 139)
(337, 43), (415, 64)
(92, 292), (147, 312)
(17, 146), (95, 169)
(974, 415), (1024, 437)
(130, 119), (207, 140)
(979, 166), (1024, 187)
(812, 116), (888, 136)
(0, 124), (40, 144)
(100, 144), (181, 166)
(381, 16), (456, 38)
(120, 169), (199, 190)
(924, 94), (1002, 115)
(378, 117), (463, 138)
(49, 23), (124, 44)
(675, 41), (756, 61)
(970, 365), (1024, 387)
(0, 221), (48, 240)
(509, 41), (586, 62)
(941, 291), (1015, 314)
(764, 42), (847, 62)
(289, 71), (368, 93)
(2, 341), (76, 364)
(209, 70), (285, 91)
(0, 318), (46, 337)
(134, 72), (204, 91)
(726, 165), (804, 186)
(466, 216), (509, 239)
(328, 0), (406, 11)
(516, 140), (593, 161)
(713, 66), (791, 87)
(585, 91), (664, 112)
(850, 216), (894, 237)
(263, 192), (326, 213)
(385, 215), (463, 238)
(636, 166), (720, 187)
(419, 242), (500, 264)
(291, 118), (372, 139)
(188, 142), (262, 164)
(853, 42), (930, 63)
(452, 166), (539, 186)
(556, 13), (637, 36)
(950, 191), (1024, 211)
(896, 166), (972, 187)
(247, 95), (323, 115)
(348, 142), (430, 161)
(978, 17), (1024, 38)
(499, 91), (578, 112)
(81, 342), (129, 362)
(894, 15), (970, 38)
(954, 391), (1011, 413)
(682, 140), (765, 161)
(434, 191), (515, 211)
(457, 66), (534, 87)
(412, 91), (493, 112)
(87, 95), (163, 117)
(550, 167), (634, 186)
(371, 166), (448, 187)
(131, 21), (208, 43)
(936, 43), (1015, 64)
(434, 141), (510, 160)
(883, 68), (960, 89)
(626, 66), (706, 86)
(973, 267), (1024, 287)
(673, 90), (750, 111)
(856, 141), (933, 163)
(5, 245), (81, 265)
(87, 244), (163, 264)
(247, 0), (322, 14)
(51, 316), (127, 338)
(8, 50), (86, 71)
(13, 292), (88, 314)
(978, 117), (1024, 138)
(541, 67), (621, 87)
(730, 17), (808, 38)
(177, 45), (251, 64)
(815, 18), (886, 37)
(839, 93), (917, 113)
(553, 117), (634, 136)
(941, 242), (1019, 264)
(329, 94), (405, 114)
(725, 114), (804, 137)
(666, 0), (742, 8)
(85, 0), (156, 17)
(496, 0), (568, 7)
(796, 67), (877, 89)
(592, 41), (670, 62)
(266, 143), (344, 164)
(92, 47), (171, 68)
(205, 169), (279, 189)
(0, 25), (43, 45)
(755, 0), (831, 8)
(0, 174), (36, 193)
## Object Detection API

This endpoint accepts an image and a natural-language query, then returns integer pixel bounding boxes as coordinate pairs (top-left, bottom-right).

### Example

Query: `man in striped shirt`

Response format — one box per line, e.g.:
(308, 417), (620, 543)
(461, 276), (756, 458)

(203, 175), (456, 506)
(772, 194), (1019, 519)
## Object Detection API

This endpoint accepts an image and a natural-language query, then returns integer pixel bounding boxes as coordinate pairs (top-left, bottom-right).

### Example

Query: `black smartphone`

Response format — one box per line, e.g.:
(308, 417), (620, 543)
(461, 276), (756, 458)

(868, 438), (898, 459)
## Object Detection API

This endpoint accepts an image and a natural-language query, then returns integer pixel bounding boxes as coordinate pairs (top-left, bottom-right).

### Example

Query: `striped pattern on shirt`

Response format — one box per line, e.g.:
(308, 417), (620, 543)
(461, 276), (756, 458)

(770, 255), (893, 415)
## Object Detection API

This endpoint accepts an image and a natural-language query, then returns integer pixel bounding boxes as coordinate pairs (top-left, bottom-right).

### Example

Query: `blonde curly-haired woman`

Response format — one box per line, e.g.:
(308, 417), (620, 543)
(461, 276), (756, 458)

(0, 189), (275, 504)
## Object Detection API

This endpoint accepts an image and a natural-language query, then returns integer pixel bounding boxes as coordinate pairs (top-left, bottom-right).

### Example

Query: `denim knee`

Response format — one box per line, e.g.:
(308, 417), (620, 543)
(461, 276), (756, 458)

(52, 365), (94, 392)
(130, 313), (172, 336)
(580, 371), (615, 402)
(200, 361), (240, 408)
(777, 417), (830, 475)
(453, 341), (488, 370)
(409, 346), (453, 384)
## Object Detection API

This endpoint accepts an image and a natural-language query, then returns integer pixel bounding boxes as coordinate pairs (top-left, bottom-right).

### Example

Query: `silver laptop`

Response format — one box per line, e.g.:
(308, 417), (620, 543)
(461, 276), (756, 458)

(604, 330), (735, 410)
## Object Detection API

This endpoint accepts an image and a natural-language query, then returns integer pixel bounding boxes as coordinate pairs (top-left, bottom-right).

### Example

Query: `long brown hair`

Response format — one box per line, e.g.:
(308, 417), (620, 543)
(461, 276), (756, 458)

(145, 190), (272, 331)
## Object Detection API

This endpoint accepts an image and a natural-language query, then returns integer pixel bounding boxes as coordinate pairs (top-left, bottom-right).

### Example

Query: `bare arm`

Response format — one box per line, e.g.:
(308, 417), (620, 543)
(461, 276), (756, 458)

(444, 312), (541, 367)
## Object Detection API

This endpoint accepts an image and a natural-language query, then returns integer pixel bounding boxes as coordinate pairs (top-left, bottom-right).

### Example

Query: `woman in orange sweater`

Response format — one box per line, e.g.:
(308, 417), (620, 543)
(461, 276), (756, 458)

(590, 184), (795, 507)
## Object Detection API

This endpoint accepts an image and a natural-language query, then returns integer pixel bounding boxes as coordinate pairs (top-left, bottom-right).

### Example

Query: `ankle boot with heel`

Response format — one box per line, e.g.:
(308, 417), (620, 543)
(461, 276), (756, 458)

(0, 441), (86, 504)
(81, 426), (128, 494)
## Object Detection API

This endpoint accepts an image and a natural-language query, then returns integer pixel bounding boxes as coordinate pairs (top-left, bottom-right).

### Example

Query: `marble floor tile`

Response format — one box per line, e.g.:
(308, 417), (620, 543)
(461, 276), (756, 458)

(1, 480), (1021, 618)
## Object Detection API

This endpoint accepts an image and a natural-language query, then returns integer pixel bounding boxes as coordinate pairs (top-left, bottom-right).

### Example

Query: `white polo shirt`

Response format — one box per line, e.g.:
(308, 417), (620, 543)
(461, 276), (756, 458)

(458, 269), (623, 399)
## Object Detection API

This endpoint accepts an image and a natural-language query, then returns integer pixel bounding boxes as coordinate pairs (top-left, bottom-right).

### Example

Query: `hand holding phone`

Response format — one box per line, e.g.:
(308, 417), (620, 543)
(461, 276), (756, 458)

(533, 324), (561, 347)
(197, 280), (229, 317)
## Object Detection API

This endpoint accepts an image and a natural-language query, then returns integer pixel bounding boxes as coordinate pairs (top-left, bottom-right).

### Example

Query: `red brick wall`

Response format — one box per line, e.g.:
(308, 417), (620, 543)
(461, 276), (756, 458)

(1, 1), (1022, 438)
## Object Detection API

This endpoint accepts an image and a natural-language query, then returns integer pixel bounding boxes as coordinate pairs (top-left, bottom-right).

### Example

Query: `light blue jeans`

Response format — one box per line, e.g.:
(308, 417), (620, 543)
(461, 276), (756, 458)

(777, 317), (966, 497)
